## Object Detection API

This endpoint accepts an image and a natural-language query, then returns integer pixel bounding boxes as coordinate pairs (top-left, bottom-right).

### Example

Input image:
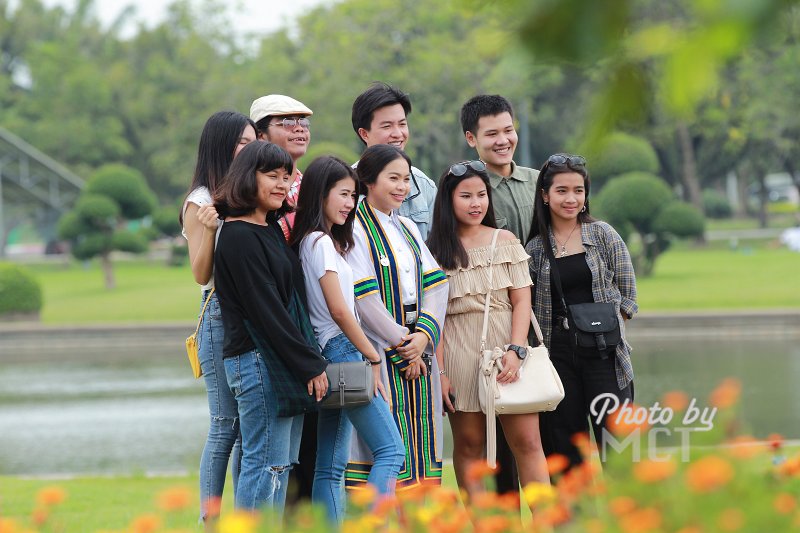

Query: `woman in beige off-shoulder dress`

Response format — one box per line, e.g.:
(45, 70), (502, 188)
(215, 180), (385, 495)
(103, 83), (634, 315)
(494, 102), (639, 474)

(427, 160), (549, 502)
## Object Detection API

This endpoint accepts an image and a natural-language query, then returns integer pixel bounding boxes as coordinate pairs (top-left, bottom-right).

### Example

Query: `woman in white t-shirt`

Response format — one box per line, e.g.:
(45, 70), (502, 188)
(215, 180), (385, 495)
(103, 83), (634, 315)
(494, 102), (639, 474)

(180, 111), (256, 527)
(290, 156), (404, 524)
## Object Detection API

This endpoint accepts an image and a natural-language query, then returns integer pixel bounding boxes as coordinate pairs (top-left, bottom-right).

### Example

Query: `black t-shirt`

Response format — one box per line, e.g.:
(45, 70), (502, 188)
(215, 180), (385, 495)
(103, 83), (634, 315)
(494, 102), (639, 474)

(214, 220), (326, 382)
(551, 252), (594, 312)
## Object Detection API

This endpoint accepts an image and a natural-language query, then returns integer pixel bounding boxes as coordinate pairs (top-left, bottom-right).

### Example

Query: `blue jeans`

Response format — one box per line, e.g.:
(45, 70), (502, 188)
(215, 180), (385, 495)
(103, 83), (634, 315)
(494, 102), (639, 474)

(224, 349), (303, 514)
(312, 333), (405, 524)
(198, 291), (241, 520)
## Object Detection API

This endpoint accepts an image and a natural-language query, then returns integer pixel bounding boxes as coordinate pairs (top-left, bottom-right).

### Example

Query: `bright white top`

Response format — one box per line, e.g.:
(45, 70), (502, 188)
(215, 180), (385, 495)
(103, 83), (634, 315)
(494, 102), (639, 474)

(182, 186), (221, 292)
(370, 207), (419, 305)
(300, 232), (355, 350)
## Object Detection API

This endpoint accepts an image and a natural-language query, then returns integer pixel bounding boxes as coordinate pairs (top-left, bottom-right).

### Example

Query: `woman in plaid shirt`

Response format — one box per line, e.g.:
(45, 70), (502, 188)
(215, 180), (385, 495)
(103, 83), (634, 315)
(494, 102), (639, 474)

(525, 154), (638, 471)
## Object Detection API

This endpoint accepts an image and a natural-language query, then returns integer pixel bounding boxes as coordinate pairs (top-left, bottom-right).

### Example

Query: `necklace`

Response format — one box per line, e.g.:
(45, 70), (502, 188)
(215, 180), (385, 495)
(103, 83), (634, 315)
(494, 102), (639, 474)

(553, 224), (579, 257)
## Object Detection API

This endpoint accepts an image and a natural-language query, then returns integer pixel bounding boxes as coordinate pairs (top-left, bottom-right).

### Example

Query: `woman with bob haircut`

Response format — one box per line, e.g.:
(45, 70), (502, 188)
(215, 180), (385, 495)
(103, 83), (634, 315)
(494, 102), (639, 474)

(180, 110), (255, 526)
(525, 154), (637, 471)
(342, 144), (448, 491)
(290, 155), (404, 523)
(212, 141), (328, 514)
(427, 160), (549, 501)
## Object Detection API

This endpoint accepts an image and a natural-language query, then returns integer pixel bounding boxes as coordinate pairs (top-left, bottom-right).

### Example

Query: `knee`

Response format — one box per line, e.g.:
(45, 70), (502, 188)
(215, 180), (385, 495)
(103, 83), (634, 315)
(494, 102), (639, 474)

(510, 435), (545, 457)
(454, 434), (485, 459)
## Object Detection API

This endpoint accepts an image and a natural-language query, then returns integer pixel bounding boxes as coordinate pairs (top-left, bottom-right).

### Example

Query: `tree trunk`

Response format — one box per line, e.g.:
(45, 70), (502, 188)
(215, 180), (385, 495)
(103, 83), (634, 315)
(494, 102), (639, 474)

(101, 252), (116, 289)
(756, 172), (768, 229)
(676, 122), (704, 212)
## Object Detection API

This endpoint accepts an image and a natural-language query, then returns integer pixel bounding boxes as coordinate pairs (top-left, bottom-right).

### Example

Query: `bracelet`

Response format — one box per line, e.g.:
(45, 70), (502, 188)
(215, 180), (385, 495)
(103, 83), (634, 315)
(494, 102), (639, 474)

(368, 359), (381, 366)
(439, 369), (446, 375)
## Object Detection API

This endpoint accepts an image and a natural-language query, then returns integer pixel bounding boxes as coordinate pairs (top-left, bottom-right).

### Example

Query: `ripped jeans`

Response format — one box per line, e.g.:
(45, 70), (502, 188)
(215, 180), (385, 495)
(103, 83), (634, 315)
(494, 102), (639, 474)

(224, 348), (303, 514)
(198, 291), (240, 520)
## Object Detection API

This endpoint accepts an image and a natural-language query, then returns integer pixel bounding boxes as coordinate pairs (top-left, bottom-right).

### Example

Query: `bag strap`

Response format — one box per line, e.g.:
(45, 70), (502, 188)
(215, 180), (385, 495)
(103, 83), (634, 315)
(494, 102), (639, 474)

(193, 288), (215, 336)
(544, 231), (570, 317)
(480, 229), (501, 353)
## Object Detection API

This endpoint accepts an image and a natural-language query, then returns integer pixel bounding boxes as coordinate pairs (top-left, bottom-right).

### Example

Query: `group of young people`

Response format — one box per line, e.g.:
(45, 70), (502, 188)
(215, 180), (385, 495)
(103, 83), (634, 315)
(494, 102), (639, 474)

(180, 83), (638, 527)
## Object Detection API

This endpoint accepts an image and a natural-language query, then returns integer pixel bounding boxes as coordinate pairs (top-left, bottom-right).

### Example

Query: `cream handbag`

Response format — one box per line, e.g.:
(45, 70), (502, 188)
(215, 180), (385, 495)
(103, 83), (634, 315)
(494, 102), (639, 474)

(477, 230), (565, 467)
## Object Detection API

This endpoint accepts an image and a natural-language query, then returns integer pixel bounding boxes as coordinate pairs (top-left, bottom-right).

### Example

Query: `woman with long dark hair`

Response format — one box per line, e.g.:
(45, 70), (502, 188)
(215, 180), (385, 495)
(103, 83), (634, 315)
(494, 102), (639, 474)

(213, 141), (328, 514)
(180, 110), (255, 525)
(290, 156), (404, 523)
(525, 154), (637, 470)
(343, 144), (448, 491)
(427, 161), (549, 501)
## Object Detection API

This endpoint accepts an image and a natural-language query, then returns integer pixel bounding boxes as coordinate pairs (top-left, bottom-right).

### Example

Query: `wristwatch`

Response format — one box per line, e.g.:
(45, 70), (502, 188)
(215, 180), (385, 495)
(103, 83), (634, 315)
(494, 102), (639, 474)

(505, 344), (527, 360)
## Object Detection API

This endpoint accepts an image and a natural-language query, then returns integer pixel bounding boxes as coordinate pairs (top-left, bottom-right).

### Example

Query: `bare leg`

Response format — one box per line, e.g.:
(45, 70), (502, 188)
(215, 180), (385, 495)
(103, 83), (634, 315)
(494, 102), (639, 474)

(499, 413), (550, 498)
(449, 411), (488, 500)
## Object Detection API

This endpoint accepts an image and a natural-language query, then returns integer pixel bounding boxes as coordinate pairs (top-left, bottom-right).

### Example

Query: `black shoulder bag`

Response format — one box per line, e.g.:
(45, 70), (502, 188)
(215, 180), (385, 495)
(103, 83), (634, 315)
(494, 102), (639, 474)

(546, 237), (621, 358)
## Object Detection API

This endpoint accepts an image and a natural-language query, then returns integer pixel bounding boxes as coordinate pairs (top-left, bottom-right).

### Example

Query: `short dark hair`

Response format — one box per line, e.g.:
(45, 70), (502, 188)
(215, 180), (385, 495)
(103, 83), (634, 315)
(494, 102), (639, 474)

(460, 94), (515, 135)
(528, 153), (596, 244)
(289, 156), (357, 254)
(181, 110), (255, 225)
(356, 144), (412, 197)
(351, 82), (412, 145)
(427, 165), (497, 270)
(213, 141), (294, 219)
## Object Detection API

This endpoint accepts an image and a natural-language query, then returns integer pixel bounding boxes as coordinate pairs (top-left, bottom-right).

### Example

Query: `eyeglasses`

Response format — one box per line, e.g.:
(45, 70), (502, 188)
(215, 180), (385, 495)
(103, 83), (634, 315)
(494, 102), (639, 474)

(546, 154), (586, 167)
(268, 117), (311, 130)
(449, 160), (487, 177)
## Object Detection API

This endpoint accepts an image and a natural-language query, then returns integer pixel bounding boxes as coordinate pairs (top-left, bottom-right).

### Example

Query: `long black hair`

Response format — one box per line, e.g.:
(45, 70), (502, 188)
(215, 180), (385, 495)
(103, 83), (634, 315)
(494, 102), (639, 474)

(180, 110), (255, 225)
(427, 164), (497, 270)
(356, 144), (412, 198)
(527, 153), (596, 245)
(289, 156), (357, 254)
(213, 141), (293, 220)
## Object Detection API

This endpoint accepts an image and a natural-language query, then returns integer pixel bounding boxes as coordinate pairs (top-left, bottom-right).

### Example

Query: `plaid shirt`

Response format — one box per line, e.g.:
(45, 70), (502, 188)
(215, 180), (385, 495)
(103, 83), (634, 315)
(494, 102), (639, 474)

(525, 221), (638, 389)
(278, 169), (303, 241)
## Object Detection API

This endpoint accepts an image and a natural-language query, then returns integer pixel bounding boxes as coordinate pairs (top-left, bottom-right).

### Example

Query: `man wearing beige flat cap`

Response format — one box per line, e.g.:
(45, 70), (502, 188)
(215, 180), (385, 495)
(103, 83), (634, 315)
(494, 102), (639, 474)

(250, 94), (313, 241)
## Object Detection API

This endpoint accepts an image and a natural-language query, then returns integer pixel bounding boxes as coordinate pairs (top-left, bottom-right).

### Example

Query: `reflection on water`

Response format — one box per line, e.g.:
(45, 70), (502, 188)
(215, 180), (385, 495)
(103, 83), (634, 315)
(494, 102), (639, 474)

(0, 336), (797, 476)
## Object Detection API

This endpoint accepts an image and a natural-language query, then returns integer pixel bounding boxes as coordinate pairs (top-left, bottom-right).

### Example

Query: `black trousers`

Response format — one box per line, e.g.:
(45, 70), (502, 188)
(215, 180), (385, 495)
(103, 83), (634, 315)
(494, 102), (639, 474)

(539, 327), (633, 470)
(287, 411), (317, 504)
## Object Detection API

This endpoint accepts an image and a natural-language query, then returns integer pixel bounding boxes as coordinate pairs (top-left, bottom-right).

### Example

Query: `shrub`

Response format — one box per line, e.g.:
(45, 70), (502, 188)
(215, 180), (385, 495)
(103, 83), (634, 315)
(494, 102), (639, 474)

(654, 201), (706, 237)
(588, 131), (660, 189)
(703, 189), (733, 218)
(593, 172), (673, 232)
(0, 262), (43, 317)
(86, 164), (157, 219)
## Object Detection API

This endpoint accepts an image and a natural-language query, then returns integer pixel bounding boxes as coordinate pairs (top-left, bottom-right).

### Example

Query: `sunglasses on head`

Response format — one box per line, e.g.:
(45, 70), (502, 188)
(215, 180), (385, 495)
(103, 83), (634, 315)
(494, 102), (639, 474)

(546, 154), (586, 167)
(268, 117), (311, 130)
(449, 160), (487, 177)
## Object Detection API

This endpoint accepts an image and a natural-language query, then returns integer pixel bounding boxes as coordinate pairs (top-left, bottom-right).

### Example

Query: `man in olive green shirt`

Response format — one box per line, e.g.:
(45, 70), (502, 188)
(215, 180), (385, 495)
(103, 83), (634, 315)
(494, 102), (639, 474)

(460, 95), (539, 244)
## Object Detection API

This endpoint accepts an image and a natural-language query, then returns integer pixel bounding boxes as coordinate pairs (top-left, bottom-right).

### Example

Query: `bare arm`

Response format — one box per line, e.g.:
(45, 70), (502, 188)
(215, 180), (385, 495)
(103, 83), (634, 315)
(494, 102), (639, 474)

(184, 203), (218, 285)
(319, 271), (381, 363)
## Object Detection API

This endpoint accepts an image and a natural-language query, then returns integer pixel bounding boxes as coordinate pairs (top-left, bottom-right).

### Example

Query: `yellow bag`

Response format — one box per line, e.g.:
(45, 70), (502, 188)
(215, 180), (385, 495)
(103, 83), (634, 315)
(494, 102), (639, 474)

(186, 289), (215, 379)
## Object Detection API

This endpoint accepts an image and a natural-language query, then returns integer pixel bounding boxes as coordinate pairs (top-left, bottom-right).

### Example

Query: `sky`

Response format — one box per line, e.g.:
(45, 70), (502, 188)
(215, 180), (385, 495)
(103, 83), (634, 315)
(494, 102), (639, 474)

(34, 0), (331, 37)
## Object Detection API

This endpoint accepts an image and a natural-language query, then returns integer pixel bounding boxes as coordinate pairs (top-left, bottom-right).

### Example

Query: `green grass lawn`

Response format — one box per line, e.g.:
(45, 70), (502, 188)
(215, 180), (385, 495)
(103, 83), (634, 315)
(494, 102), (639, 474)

(12, 239), (800, 325)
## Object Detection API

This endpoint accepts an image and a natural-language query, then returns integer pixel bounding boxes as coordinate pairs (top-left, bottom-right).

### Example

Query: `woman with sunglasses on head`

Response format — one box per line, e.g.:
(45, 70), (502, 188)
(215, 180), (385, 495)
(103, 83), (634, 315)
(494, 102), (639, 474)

(525, 154), (638, 471)
(180, 110), (256, 527)
(212, 141), (328, 515)
(343, 144), (449, 492)
(289, 156), (405, 524)
(427, 160), (550, 502)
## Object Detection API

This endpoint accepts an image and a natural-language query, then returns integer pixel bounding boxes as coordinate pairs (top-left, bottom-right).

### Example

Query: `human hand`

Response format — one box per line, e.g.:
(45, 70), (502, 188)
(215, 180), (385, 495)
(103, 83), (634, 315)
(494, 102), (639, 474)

(496, 351), (521, 385)
(197, 205), (220, 231)
(441, 374), (455, 414)
(403, 357), (422, 380)
(397, 332), (428, 360)
(307, 371), (329, 401)
(371, 364), (388, 401)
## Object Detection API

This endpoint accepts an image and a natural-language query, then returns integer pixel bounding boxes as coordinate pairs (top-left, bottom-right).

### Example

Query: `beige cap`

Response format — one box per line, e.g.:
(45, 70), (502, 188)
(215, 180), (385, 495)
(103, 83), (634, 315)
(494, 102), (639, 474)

(249, 95), (313, 123)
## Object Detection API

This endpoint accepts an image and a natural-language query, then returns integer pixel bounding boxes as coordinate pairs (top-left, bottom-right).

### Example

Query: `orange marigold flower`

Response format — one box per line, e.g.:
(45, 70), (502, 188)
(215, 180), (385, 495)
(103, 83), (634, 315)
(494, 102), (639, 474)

(472, 491), (500, 510)
(717, 508), (745, 531)
(36, 486), (66, 507)
(0, 518), (22, 533)
(465, 460), (497, 483)
(374, 494), (399, 517)
(156, 486), (192, 511)
(633, 459), (677, 483)
(130, 514), (162, 533)
(546, 454), (570, 475)
(474, 515), (511, 533)
(685, 455), (734, 493)
(533, 503), (571, 527)
(777, 455), (800, 477)
(769, 433), (784, 451)
(708, 378), (741, 409)
(497, 492), (521, 512)
(620, 507), (662, 533)
(350, 484), (378, 507)
(774, 493), (797, 515)
(584, 518), (606, 533)
(204, 496), (223, 518)
(31, 508), (49, 527)
(609, 496), (637, 516)
(661, 390), (690, 412)
(522, 482), (556, 507)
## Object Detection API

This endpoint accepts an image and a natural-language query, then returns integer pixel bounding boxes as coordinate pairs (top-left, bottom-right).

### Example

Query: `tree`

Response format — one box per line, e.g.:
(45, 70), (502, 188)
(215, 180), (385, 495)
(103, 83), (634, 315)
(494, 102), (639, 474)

(588, 132), (660, 190)
(57, 164), (155, 288)
(593, 172), (704, 276)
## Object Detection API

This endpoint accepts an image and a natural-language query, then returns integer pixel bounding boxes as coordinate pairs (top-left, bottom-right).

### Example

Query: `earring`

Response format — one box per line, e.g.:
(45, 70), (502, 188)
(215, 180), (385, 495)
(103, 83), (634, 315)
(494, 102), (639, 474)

(544, 201), (549, 206)
(581, 205), (586, 212)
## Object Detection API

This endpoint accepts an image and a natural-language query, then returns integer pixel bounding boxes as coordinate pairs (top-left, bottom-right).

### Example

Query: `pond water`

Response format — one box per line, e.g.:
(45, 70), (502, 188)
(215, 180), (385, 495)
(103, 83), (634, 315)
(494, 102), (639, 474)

(1, 334), (798, 476)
